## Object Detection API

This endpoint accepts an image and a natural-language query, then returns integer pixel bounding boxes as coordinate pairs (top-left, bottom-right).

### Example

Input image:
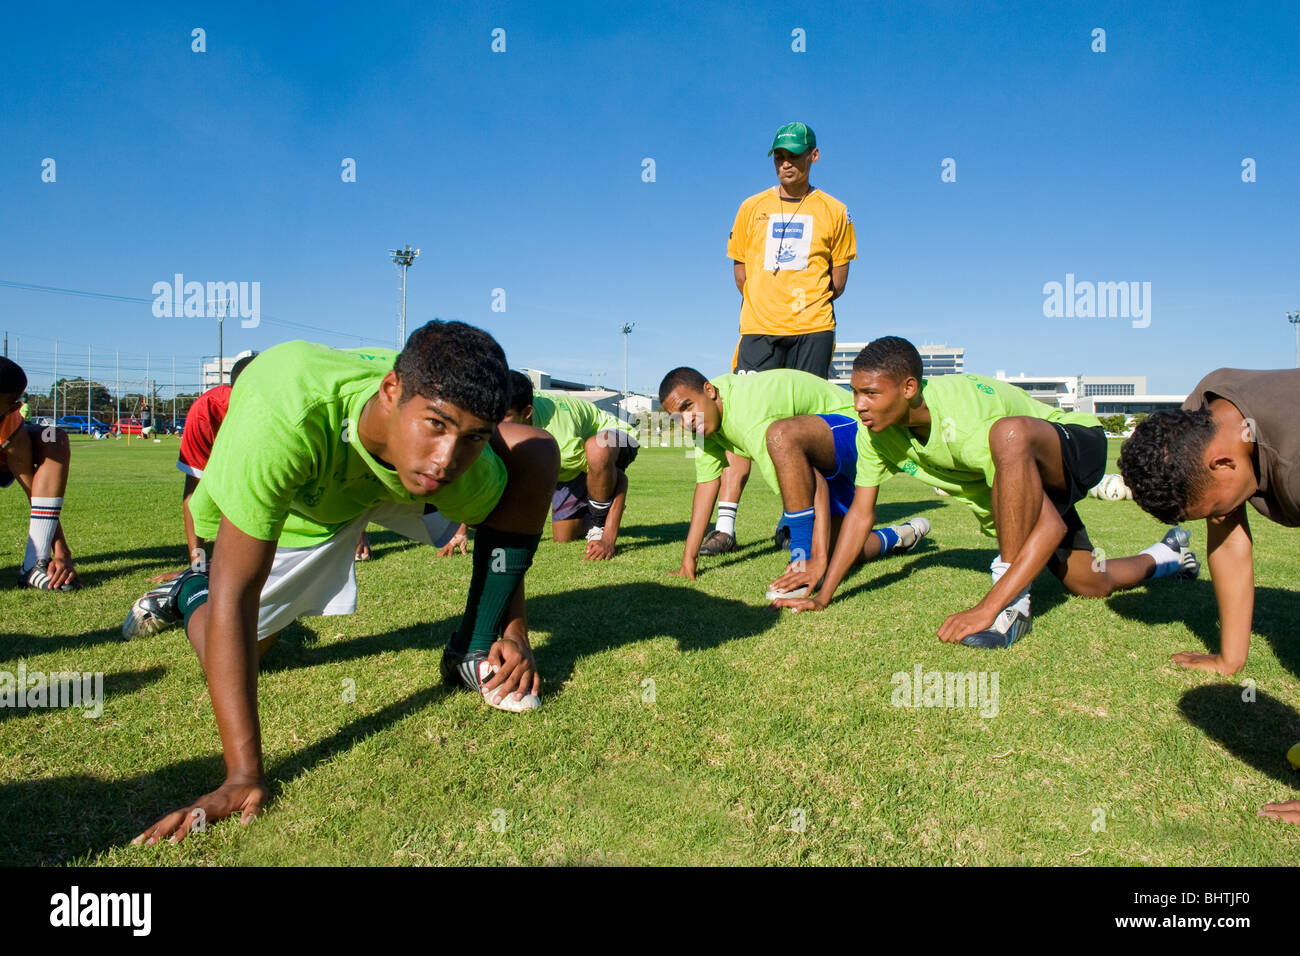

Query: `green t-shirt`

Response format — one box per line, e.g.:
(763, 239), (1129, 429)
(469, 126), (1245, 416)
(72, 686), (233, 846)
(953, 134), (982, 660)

(695, 370), (857, 494)
(190, 341), (508, 547)
(531, 392), (638, 483)
(855, 373), (1101, 536)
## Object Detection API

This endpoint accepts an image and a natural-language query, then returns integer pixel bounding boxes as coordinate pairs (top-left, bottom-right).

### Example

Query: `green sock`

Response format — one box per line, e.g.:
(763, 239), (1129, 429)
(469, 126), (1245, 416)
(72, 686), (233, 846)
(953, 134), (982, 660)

(448, 528), (541, 655)
(178, 572), (210, 630)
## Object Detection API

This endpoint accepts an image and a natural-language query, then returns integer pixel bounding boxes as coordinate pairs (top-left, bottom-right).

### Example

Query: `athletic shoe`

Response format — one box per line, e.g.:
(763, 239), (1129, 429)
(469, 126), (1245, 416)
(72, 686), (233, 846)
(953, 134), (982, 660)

(698, 530), (737, 556)
(17, 559), (77, 592)
(585, 525), (604, 543)
(121, 568), (204, 639)
(961, 605), (1032, 649)
(774, 524), (791, 549)
(440, 646), (541, 713)
(893, 516), (931, 554)
(1163, 526), (1201, 580)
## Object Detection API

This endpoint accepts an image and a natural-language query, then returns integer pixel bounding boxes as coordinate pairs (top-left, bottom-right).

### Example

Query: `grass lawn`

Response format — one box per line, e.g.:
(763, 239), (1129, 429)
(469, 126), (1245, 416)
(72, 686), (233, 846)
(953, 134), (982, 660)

(1, 435), (1298, 865)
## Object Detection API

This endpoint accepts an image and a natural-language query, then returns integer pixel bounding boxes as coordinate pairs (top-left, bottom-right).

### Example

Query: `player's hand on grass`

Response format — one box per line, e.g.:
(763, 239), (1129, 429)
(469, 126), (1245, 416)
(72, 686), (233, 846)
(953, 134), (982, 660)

(937, 605), (996, 643)
(483, 635), (540, 705)
(670, 559), (697, 580)
(1258, 800), (1300, 824)
(584, 538), (615, 561)
(437, 524), (469, 557)
(148, 568), (185, 585)
(132, 777), (269, 846)
(1171, 651), (1243, 675)
(45, 557), (80, 590)
(768, 559), (824, 597)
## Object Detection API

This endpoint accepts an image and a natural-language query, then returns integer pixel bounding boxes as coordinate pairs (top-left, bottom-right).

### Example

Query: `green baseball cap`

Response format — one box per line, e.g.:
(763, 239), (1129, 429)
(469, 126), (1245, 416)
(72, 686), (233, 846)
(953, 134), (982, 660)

(768, 122), (817, 156)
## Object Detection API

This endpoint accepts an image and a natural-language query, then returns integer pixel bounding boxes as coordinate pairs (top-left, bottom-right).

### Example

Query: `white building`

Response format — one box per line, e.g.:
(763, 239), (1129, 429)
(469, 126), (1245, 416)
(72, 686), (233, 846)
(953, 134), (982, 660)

(201, 350), (256, 390)
(831, 342), (965, 382)
(993, 371), (1184, 416)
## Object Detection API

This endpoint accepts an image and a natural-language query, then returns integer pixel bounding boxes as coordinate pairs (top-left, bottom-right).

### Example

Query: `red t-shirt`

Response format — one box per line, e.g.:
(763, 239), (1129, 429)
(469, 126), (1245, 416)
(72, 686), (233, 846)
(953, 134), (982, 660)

(177, 385), (232, 478)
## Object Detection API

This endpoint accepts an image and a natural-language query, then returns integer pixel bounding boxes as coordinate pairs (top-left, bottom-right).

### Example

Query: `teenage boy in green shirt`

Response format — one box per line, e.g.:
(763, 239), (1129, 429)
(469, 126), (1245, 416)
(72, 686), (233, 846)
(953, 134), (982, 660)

(774, 337), (1199, 647)
(659, 366), (928, 601)
(124, 321), (559, 846)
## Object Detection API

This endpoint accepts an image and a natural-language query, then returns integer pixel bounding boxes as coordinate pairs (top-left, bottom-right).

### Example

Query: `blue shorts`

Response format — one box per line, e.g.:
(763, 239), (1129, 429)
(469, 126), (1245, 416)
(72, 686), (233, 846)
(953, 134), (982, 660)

(816, 413), (859, 518)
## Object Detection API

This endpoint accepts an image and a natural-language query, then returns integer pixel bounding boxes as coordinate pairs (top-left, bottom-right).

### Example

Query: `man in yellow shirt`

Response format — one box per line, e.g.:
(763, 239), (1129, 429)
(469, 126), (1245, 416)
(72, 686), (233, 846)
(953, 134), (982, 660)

(702, 122), (857, 557)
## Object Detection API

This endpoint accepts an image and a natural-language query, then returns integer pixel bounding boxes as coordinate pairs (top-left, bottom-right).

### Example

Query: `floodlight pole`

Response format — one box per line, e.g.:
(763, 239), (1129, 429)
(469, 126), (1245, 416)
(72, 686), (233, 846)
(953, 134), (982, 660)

(1289, 311), (1300, 369)
(620, 323), (635, 412)
(390, 245), (420, 345)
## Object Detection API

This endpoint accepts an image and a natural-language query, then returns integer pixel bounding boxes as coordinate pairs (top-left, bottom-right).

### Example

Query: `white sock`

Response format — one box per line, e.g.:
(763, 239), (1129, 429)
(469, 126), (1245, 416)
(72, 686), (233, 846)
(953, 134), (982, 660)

(716, 501), (738, 537)
(24, 497), (62, 572)
(990, 554), (1031, 617)
(1141, 541), (1180, 578)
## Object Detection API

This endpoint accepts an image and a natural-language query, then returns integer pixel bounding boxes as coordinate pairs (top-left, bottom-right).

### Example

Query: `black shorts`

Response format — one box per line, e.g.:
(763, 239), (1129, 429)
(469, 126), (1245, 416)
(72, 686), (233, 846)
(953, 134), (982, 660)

(551, 438), (639, 521)
(1046, 423), (1107, 572)
(735, 330), (834, 378)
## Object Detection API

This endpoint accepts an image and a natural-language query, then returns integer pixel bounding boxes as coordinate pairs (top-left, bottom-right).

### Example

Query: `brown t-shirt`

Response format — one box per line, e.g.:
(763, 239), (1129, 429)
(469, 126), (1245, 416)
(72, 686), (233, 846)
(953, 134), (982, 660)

(1183, 368), (1300, 526)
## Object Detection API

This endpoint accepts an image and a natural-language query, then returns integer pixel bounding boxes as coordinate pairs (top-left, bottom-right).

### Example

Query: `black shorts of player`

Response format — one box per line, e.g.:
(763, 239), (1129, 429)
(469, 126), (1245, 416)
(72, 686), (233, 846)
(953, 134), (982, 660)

(1045, 423), (1107, 573)
(0, 422), (44, 489)
(551, 437), (640, 521)
(735, 329), (835, 378)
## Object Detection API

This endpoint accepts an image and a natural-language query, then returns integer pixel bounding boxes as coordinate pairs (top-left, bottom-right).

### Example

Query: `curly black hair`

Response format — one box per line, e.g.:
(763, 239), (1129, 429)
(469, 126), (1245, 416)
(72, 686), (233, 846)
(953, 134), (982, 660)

(394, 320), (509, 422)
(1117, 408), (1217, 524)
(0, 356), (26, 396)
(506, 370), (534, 415)
(852, 336), (923, 383)
(658, 367), (709, 406)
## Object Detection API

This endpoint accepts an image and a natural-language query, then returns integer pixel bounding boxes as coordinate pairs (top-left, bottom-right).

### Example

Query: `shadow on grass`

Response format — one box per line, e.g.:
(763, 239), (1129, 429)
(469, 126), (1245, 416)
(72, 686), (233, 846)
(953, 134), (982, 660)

(1107, 584), (1300, 680)
(43, 545), (190, 586)
(260, 619), (450, 674)
(528, 583), (776, 688)
(832, 545), (1068, 623)
(0, 682), (454, 866)
(1177, 684), (1300, 788)
(0, 627), (124, 664)
(0, 666), (165, 724)
(265, 585), (776, 692)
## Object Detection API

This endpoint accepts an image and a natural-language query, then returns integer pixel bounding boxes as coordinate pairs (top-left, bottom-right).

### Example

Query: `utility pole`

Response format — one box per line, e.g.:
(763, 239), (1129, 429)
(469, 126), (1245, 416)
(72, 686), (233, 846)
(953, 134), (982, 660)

(1288, 311), (1300, 369)
(53, 340), (58, 421)
(389, 245), (420, 346)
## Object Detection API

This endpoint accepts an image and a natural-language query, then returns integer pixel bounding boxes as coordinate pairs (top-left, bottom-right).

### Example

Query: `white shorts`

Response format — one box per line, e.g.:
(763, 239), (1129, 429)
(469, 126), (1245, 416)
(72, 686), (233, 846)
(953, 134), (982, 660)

(256, 502), (459, 641)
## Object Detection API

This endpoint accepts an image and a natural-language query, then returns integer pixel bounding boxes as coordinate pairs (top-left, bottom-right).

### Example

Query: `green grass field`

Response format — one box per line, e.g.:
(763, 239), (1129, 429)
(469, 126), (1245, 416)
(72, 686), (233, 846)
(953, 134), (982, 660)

(1, 435), (1298, 866)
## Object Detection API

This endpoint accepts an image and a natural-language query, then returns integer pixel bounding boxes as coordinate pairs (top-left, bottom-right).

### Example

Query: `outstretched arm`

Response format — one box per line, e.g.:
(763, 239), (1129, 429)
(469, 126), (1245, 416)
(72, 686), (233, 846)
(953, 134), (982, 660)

(673, 478), (720, 580)
(1174, 507), (1253, 674)
(133, 518), (276, 845)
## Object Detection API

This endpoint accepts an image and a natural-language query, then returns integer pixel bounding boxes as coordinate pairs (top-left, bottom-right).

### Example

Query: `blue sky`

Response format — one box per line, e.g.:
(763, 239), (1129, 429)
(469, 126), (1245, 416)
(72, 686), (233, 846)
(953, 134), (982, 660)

(1, 0), (1296, 397)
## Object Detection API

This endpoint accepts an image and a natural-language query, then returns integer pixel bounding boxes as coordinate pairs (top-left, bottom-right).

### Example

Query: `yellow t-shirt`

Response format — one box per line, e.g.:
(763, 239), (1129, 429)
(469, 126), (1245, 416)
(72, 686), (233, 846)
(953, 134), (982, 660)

(727, 186), (856, 336)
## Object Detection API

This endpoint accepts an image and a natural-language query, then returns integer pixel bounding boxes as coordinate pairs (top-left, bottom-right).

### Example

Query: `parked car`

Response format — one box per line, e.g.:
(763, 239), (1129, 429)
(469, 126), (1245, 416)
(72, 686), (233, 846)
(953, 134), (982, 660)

(55, 415), (111, 435)
(32, 416), (55, 427)
(112, 418), (145, 436)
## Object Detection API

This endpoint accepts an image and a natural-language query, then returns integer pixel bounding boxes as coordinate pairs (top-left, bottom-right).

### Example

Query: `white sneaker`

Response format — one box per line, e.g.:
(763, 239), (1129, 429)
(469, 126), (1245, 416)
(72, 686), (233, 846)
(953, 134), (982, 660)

(893, 517), (931, 553)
